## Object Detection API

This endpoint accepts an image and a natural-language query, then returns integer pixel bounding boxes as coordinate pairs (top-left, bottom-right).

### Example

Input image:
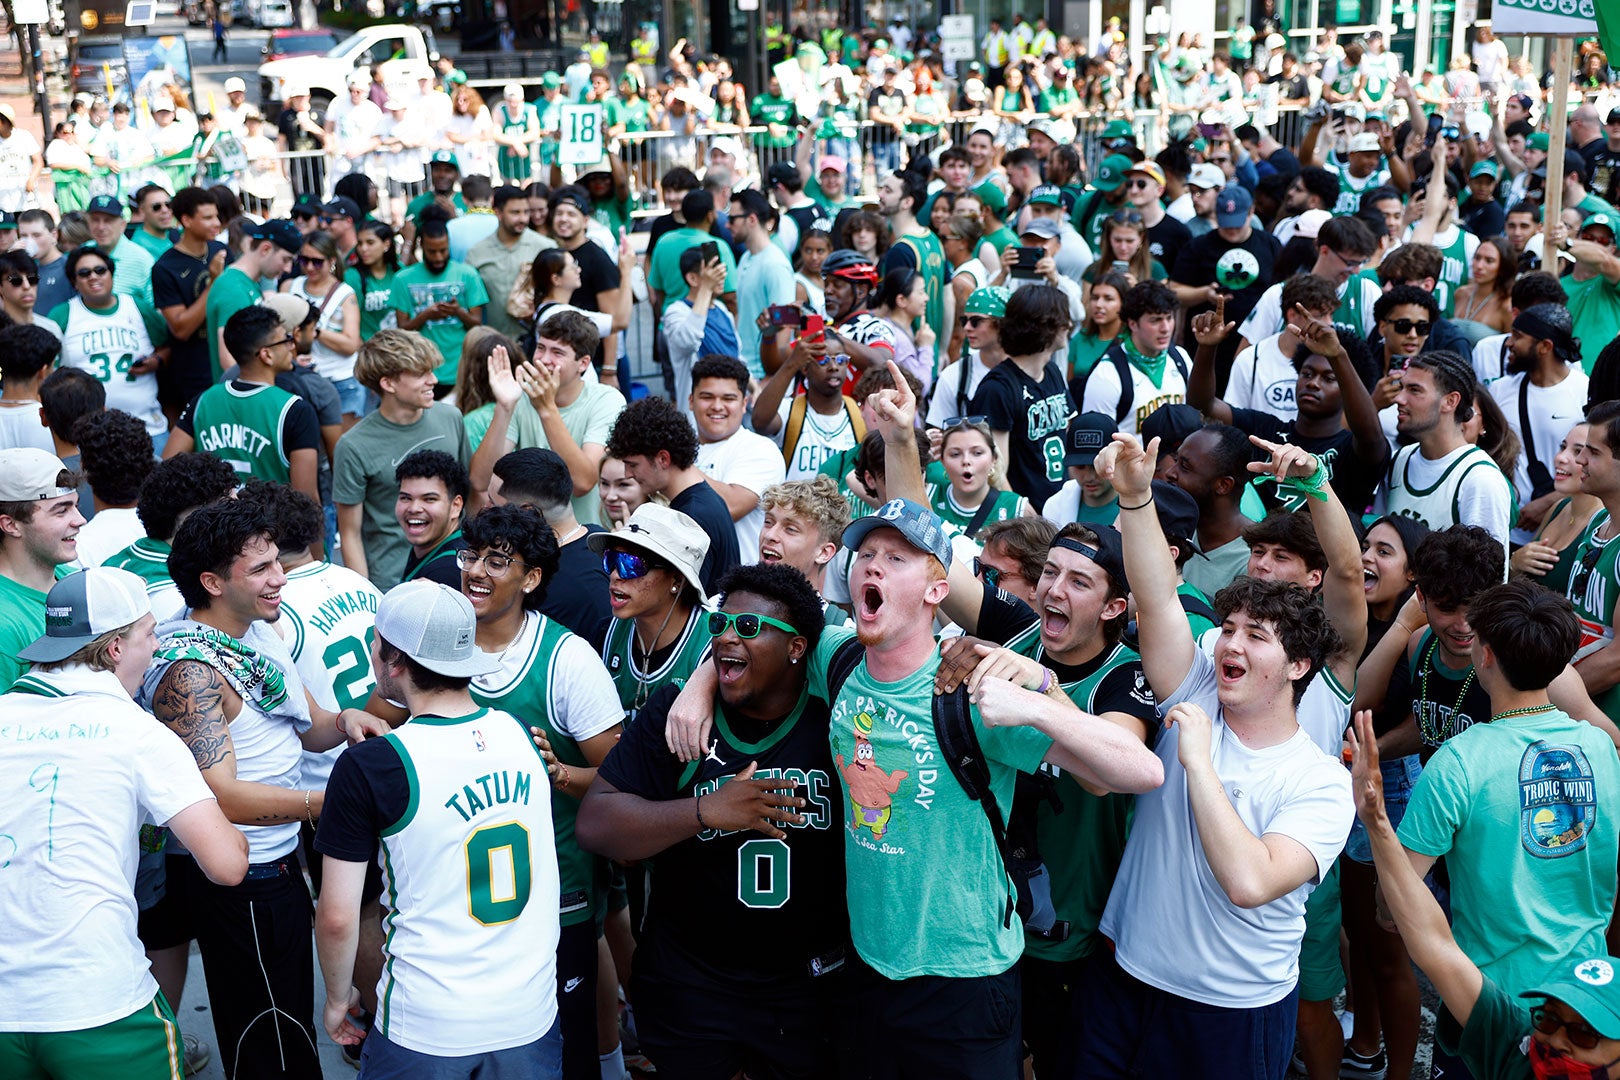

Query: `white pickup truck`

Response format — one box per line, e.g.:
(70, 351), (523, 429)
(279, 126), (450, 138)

(258, 23), (439, 111)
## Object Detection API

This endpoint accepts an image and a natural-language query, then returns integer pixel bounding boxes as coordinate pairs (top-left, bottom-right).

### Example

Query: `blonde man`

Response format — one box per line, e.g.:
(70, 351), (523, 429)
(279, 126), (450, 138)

(758, 476), (852, 606)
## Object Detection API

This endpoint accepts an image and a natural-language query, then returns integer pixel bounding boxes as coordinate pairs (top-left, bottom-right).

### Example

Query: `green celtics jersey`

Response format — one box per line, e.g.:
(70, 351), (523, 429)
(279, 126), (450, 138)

(602, 605), (714, 724)
(893, 231), (949, 359)
(494, 101), (538, 182)
(1002, 623), (1156, 961)
(105, 537), (183, 620)
(1567, 510), (1620, 717)
(925, 483), (1026, 542)
(192, 381), (300, 483)
(1435, 226), (1473, 318)
(471, 612), (625, 926)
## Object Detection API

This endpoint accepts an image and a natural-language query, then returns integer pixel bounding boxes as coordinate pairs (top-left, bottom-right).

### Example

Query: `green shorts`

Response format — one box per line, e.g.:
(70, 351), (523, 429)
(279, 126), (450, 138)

(1298, 860), (1345, 1002)
(0, 994), (181, 1080)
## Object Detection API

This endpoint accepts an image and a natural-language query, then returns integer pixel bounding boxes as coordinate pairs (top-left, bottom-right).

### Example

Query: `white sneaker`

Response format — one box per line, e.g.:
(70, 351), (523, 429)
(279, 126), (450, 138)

(182, 1033), (210, 1077)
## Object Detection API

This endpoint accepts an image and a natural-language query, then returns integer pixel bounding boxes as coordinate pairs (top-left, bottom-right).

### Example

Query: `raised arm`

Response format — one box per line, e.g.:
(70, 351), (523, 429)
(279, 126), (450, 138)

(1097, 434), (1195, 698)
(1188, 297), (1236, 422)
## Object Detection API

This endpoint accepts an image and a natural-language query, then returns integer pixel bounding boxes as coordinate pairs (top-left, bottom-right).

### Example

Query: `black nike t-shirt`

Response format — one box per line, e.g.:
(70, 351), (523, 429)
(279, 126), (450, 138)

(152, 240), (229, 402)
(971, 358), (1074, 509)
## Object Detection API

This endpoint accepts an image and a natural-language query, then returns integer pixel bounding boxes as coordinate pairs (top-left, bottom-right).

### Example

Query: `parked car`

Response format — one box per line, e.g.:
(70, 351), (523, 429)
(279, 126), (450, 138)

(261, 28), (343, 62)
(249, 0), (295, 28)
(259, 22), (436, 111)
(69, 35), (129, 100)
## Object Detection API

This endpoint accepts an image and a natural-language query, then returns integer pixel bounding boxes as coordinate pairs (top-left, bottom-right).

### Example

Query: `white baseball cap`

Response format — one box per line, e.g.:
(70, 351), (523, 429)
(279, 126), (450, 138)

(0, 448), (73, 502)
(1348, 132), (1382, 154)
(1188, 163), (1226, 189)
(375, 580), (498, 678)
(20, 568), (150, 663)
(224, 77), (246, 93)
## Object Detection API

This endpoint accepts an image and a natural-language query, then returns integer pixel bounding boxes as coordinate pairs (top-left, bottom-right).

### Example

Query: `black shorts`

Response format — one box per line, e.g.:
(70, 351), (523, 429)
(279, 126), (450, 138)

(302, 822), (383, 905)
(837, 951), (1021, 1080)
(136, 853), (196, 951)
(630, 936), (842, 1080)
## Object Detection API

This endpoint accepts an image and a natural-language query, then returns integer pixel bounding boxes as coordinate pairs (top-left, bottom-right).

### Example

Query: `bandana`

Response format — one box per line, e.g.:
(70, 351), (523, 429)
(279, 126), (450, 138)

(1122, 337), (1170, 388)
(1527, 1037), (1620, 1080)
(153, 626), (288, 714)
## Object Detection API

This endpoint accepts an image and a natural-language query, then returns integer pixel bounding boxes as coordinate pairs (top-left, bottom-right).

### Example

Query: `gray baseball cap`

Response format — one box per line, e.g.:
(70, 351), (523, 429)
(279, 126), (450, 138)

(375, 580), (498, 678)
(843, 498), (952, 565)
(20, 567), (151, 663)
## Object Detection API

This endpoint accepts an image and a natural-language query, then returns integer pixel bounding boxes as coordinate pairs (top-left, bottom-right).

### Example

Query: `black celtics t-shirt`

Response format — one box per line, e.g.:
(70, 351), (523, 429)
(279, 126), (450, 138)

(597, 682), (847, 983)
(1226, 406), (1390, 515)
(971, 357), (1074, 509)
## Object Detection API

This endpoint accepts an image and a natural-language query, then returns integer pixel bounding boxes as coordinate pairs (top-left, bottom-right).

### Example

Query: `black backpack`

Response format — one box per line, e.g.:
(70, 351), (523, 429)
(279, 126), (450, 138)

(825, 637), (1066, 939)
(1095, 341), (1192, 425)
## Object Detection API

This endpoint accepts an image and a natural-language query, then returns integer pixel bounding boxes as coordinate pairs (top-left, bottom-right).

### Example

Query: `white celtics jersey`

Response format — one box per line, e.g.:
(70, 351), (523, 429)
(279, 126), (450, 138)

(279, 561), (381, 788)
(1387, 442), (1511, 538)
(376, 708), (560, 1056)
(49, 296), (167, 437)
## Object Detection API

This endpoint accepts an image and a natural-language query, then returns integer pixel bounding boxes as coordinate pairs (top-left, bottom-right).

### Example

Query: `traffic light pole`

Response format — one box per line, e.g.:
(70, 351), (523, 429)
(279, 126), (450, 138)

(27, 21), (51, 136)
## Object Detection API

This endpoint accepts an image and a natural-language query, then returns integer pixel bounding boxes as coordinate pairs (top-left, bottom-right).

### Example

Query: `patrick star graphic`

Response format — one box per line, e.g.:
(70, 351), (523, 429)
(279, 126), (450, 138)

(836, 711), (907, 840)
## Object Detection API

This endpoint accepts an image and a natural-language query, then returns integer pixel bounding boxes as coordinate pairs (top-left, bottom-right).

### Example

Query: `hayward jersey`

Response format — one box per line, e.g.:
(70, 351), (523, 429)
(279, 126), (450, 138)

(279, 561), (381, 788)
(49, 296), (169, 437)
(102, 537), (184, 623)
(978, 587), (1158, 962)
(471, 612), (623, 927)
(602, 606), (714, 724)
(599, 682), (848, 982)
(316, 707), (560, 1056)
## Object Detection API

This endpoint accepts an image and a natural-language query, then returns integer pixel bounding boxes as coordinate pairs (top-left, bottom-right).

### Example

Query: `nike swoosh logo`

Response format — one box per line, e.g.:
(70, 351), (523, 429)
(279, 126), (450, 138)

(1551, 414), (1579, 420)
(563, 977), (583, 993)
(390, 436), (447, 468)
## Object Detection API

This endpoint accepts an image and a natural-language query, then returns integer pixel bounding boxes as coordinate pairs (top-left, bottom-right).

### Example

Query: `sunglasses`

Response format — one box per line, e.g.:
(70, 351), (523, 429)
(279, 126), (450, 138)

(1126, 177), (1154, 190)
(943, 414), (988, 432)
(1530, 1005), (1603, 1051)
(1209, 156), (1232, 165)
(962, 315), (991, 327)
(5, 274), (39, 287)
(1386, 319), (1432, 336)
(603, 548), (666, 580)
(293, 211), (318, 221)
(147, 201), (170, 211)
(707, 611), (798, 639)
(74, 264), (110, 278)
(300, 254), (327, 266)
(1107, 210), (1145, 225)
(456, 548), (529, 576)
(972, 556), (1002, 588)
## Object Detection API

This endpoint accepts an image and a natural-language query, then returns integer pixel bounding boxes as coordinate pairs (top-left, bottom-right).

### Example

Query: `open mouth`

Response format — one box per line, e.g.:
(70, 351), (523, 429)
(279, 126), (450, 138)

(859, 584), (884, 621)
(466, 580), (494, 605)
(1363, 566), (1380, 593)
(608, 586), (631, 609)
(759, 547), (782, 563)
(716, 654), (749, 685)
(1219, 659), (1246, 684)
(1042, 604), (1071, 638)
(402, 514), (431, 538)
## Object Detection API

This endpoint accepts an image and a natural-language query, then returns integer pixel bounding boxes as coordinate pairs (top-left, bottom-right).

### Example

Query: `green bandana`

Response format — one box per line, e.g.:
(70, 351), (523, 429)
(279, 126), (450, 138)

(1122, 338), (1170, 389)
(155, 627), (289, 716)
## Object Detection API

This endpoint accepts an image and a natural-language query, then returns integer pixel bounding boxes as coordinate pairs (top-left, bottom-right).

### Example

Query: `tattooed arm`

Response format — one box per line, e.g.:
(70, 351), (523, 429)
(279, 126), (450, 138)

(153, 660), (325, 825)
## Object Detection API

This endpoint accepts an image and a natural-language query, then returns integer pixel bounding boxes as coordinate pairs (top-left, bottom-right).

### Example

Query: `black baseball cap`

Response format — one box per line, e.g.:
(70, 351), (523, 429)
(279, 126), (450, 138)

(249, 218), (303, 253)
(1064, 411), (1116, 467)
(322, 196), (361, 221)
(1140, 404), (1202, 457)
(1151, 480), (1202, 553)
(291, 193), (323, 217)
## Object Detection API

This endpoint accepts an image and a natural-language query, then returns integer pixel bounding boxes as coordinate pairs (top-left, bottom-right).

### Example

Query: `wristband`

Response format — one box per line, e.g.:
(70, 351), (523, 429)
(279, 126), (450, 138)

(1119, 496), (1154, 511)
(1035, 667), (1053, 695)
(695, 793), (708, 831)
(1265, 460), (1330, 502)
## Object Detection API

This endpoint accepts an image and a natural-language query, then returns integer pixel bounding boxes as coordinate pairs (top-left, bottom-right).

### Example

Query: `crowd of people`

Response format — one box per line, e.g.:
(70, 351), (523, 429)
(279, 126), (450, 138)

(7, 12), (1620, 1080)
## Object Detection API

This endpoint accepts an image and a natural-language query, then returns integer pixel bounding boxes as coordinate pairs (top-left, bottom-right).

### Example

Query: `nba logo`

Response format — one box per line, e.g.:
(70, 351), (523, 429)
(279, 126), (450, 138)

(473, 730), (487, 752)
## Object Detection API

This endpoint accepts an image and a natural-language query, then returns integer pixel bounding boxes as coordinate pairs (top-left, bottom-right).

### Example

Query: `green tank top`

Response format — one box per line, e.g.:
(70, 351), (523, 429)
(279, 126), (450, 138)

(1566, 510), (1620, 717)
(470, 614), (601, 927)
(1537, 498), (1583, 597)
(1436, 229), (1470, 318)
(1003, 626), (1143, 961)
(926, 482), (1024, 541)
(896, 231), (949, 364)
(602, 606), (714, 724)
(192, 381), (299, 483)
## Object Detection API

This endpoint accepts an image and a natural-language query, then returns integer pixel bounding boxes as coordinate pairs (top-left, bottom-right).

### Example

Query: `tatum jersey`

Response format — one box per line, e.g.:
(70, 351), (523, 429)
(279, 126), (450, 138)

(49, 296), (169, 437)
(192, 381), (300, 482)
(602, 606), (714, 724)
(599, 682), (848, 981)
(472, 612), (623, 927)
(103, 537), (184, 622)
(326, 708), (561, 1056)
(280, 561), (382, 788)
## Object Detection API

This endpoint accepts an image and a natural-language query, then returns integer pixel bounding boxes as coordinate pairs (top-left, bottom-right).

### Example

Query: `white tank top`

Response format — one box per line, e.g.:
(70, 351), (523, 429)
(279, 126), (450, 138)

(374, 708), (560, 1056)
(287, 276), (358, 382)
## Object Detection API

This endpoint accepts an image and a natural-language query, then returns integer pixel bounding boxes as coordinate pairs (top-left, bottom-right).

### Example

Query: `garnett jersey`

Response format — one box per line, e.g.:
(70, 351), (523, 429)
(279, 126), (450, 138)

(1567, 511), (1620, 717)
(49, 296), (168, 437)
(979, 589), (1158, 962)
(192, 381), (300, 482)
(320, 708), (561, 1056)
(599, 683), (848, 982)
(602, 606), (714, 724)
(280, 561), (382, 788)
(102, 537), (184, 623)
(472, 612), (623, 927)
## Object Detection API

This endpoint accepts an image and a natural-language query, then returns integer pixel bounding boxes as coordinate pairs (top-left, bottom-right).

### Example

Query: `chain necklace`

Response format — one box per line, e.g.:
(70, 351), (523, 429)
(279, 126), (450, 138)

(1490, 703), (1557, 723)
(1417, 634), (1476, 747)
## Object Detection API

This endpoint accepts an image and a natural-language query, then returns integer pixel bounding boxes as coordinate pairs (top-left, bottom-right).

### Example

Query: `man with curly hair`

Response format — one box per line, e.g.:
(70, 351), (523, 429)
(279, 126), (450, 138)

(607, 395), (740, 592)
(68, 409), (155, 569)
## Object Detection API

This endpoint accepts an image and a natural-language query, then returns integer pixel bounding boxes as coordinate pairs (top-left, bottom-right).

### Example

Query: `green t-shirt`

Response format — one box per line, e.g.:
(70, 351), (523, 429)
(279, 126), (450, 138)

(646, 226), (739, 313)
(750, 93), (797, 148)
(1069, 332), (1117, 381)
(332, 402), (471, 590)
(1399, 707), (1620, 1002)
(1177, 581), (1218, 639)
(1576, 192), (1619, 221)
(602, 604), (713, 724)
(0, 573), (48, 692)
(1566, 273), (1620, 374)
(405, 190), (468, 227)
(925, 483), (1026, 541)
(345, 266), (397, 342)
(390, 262), (490, 384)
(1442, 975), (1532, 1080)
(205, 265), (265, 374)
(128, 228), (174, 262)
(590, 193), (635, 240)
(812, 626), (1052, 978)
(1038, 85), (1078, 113)
(984, 225), (1019, 258)
(805, 175), (855, 214)
(106, 238), (156, 310)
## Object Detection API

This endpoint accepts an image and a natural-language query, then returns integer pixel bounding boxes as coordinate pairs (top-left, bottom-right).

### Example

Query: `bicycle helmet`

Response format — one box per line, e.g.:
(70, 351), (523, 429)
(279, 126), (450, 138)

(822, 249), (879, 284)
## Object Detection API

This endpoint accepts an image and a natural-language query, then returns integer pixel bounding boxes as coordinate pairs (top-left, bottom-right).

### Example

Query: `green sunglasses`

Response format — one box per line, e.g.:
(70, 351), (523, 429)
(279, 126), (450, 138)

(707, 611), (798, 639)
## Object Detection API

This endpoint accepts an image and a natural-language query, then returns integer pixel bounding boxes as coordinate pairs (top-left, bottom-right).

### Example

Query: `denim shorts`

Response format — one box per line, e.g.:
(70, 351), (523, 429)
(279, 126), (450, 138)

(332, 376), (367, 418)
(1345, 754), (1423, 864)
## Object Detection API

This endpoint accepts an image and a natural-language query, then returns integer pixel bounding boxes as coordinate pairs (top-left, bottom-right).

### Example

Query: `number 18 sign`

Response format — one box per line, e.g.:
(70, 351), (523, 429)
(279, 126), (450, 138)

(560, 103), (605, 166)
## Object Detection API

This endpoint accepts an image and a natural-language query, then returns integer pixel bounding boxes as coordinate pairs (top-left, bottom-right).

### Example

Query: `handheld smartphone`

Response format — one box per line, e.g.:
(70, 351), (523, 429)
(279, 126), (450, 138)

(767, 304), (803, 328)
(699, 240), (721, 264)
(1197, 122), (1224, 140)
(1011, 246), (1044, 278)
(803, 313), (825, 341)
(1111, 259), (1130, 274)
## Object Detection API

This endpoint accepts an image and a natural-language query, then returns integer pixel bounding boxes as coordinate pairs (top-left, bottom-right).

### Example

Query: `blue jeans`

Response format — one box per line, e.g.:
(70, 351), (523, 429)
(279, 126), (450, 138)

(358, 1018), (562, 1079)
(331, 376), (367, 418)
(1344, 754), (1423, 864)
(872, 140), (902, 177)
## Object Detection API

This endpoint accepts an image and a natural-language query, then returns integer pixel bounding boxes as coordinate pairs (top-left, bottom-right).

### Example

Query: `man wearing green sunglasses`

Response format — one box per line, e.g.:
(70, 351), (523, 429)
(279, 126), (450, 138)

(577, 562), (846, 1079)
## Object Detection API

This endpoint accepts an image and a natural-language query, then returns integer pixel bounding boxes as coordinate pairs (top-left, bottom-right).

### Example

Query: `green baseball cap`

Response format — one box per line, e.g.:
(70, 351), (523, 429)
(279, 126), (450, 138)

(541, 72), (562, 90)
(974, 180), (1007, 215)
(1091, 154), (1131, 192)
(1101, 118), (1134, 141)
(1028, 184), (1064, 207)
(1469, 160), (1499, 179)
(429, 149), (460, 169)
(1528, 131), (1550, 152)
(1582, 212), (1617, 235)
(965, 286), (1011, 317)
(1520, 956), (1620, 1039)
